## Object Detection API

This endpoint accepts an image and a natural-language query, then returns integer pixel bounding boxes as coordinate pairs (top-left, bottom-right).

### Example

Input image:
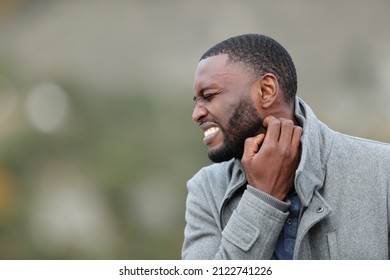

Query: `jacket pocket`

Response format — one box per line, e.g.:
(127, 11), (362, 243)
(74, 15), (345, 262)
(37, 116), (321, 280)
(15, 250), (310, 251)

(327, 231), (339, 259)
(222, 212), (260, 252)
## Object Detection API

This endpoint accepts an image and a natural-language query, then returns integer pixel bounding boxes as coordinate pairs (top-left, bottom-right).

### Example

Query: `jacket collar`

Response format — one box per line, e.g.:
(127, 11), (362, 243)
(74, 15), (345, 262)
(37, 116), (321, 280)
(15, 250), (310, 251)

(225, 97), (335, 207)
(223, 158), (247, 201)
(294, 97), (335, 206)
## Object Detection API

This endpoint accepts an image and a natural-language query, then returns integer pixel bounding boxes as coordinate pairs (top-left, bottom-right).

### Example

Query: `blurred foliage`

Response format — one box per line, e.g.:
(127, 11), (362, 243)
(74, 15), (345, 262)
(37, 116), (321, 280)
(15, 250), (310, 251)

(0, 0), (389, 260)
(0, 79), (209, 259)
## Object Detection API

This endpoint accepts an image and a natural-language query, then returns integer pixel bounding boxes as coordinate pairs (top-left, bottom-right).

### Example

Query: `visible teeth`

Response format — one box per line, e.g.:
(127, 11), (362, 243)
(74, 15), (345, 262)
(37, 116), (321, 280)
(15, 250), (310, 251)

(204, 127), (220, 138)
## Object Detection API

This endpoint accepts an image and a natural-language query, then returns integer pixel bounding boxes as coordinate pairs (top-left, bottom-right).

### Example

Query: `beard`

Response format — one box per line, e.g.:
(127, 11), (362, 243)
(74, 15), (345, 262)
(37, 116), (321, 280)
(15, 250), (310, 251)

(208, 98), (264, 163)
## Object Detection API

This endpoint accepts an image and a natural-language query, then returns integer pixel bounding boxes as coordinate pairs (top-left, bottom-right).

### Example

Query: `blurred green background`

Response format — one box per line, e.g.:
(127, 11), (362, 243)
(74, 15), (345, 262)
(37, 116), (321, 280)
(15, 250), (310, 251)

(0, 0), (389, 259)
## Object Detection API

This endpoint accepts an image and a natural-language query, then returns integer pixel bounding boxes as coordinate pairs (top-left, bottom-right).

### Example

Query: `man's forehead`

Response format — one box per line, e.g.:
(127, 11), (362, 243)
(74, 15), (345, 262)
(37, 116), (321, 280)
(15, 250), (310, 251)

(193, 54), (253, 90)
(195, 54), (230, 75)
(193, 55), (240, 93)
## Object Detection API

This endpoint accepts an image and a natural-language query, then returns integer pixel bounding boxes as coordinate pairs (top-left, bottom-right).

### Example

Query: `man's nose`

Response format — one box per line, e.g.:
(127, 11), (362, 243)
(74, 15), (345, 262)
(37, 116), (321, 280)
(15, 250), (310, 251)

(192, 103), (208, 123)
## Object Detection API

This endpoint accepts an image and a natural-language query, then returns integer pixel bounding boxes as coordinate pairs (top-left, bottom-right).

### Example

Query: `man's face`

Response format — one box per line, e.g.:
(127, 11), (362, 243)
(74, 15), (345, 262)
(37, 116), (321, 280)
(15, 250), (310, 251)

(192, 54), (264, 162)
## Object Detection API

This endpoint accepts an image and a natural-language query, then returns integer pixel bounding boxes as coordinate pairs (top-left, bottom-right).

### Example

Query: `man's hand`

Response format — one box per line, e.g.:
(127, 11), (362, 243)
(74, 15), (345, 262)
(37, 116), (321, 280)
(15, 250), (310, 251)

(241, 116), (303, 201)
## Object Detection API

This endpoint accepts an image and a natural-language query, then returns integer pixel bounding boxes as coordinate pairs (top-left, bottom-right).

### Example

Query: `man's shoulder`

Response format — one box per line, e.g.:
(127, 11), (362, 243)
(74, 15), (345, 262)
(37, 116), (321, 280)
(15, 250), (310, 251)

(187, 158), (246, 199)
(189, 159), (237, 185)
(332, 132), (390, 163)
(335, 132), (390, 151)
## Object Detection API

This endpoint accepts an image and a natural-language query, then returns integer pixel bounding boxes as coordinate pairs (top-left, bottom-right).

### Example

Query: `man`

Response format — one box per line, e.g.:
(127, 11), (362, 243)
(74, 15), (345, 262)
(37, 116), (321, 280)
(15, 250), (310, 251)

(182, 34), (390, 259)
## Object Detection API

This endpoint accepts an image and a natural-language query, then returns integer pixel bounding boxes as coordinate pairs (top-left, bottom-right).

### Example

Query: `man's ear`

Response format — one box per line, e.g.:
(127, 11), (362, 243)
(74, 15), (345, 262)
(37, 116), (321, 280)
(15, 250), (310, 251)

(258, 73), (279, 109)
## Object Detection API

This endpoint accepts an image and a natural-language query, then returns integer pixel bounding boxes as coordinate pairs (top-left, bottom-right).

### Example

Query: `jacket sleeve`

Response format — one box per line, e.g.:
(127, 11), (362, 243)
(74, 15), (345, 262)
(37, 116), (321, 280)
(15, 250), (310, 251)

(182, 177), (290, 259)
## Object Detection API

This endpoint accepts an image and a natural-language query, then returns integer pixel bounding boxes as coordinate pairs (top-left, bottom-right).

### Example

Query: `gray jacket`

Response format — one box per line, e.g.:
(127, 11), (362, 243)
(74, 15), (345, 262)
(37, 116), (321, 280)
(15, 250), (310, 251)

(182, 98), (390, 259)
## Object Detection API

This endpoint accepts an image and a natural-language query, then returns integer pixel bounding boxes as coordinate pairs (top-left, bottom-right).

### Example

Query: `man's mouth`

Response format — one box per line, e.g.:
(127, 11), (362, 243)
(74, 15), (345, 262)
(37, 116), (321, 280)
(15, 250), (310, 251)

(204, 126), (220, 138)
(203, 126), (220, 144)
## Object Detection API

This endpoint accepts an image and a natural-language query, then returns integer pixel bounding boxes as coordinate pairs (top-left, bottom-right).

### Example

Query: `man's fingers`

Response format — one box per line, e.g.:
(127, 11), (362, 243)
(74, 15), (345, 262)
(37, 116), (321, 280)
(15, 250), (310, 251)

(291, 126), (303, 152)
(263, 116), (302, 147)
(242, 134), (265, 159)
(278, 119), (295, 144)
(262, 116), (281, 145)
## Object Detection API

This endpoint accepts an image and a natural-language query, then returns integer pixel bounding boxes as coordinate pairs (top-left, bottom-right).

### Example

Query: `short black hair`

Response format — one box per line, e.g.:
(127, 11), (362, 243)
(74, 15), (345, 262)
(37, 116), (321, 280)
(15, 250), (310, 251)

(200, 34), (297, 103)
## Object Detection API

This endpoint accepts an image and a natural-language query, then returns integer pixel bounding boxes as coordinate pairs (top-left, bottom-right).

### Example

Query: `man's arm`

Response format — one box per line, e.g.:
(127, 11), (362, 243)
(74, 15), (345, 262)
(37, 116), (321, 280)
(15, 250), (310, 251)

(182, 178), (290, 259)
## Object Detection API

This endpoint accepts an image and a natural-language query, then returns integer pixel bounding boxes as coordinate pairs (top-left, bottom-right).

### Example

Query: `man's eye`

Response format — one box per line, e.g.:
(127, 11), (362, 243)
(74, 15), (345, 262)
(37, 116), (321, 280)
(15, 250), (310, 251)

(193, 91), (218, 105)
(204, 92), (216, 100)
